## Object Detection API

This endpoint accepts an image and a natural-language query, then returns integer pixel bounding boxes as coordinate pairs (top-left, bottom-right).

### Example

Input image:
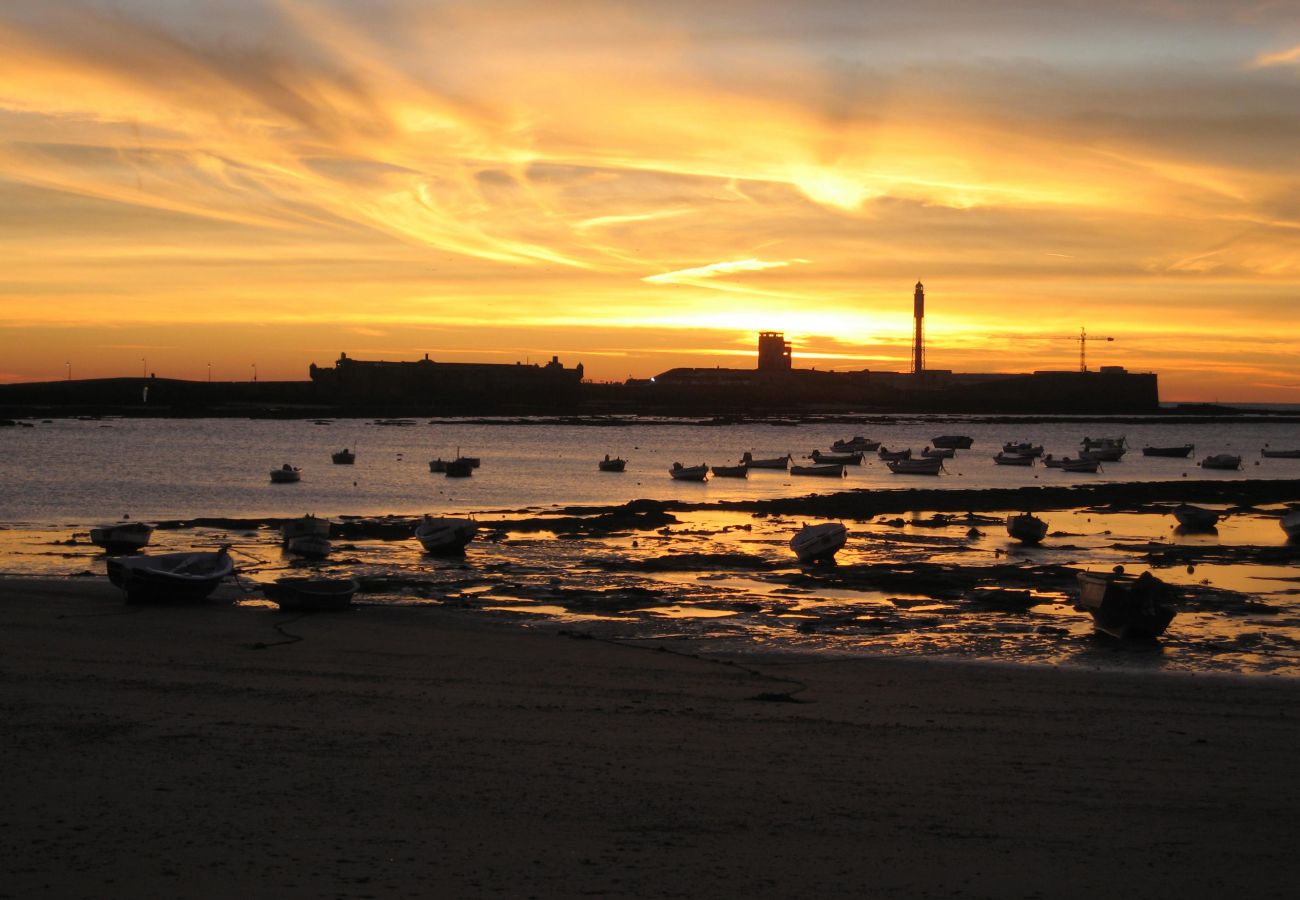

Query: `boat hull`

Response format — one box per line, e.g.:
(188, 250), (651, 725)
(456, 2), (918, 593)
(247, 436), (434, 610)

(1142, 446), (1193, 458)
(790, 464), (845, 477)
(1006, 513), (1048, 544)
(1076, 571), (1176, 639)
(1200, 455), (1242, 470)
(89, 523), (154, 554)
(598, 458), (627, 472)
(1281, 508), (1300, 541)
(1172, 504), (1220, 530)
(106, 549), (234, 603)
(790, 523), (847, 563)
(669, 464), (709, 481)
(887, 459), (943, 475)
(414, 517), (478, 554)
(931, 435), (974, 449)
(264, 577), (358, 611)
(710, 465), (748, 478)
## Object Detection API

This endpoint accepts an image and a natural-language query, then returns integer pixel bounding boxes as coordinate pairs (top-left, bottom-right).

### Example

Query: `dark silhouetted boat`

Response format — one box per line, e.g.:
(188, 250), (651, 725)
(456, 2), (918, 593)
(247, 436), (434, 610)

(1261, 447), (1300, 459)
(286, 534), (331, 559)
(710, 464), (748, 478)
(741, 452), (790, 469)
(445, 459), (473, 477)
(1002, 442), (1044, 457)
(921, 446), (955, 459)
(993, 452), (1035, 466)
(264, 577), (358, 611)
(790, 463), (846, 477)
(669, 462), (709, 481)
(887, 457), (943, 475)
(931, 435), (974, 449)
(89, 521), (153, 553)
(877, 446), (912, 461)
(598, 455), (627, 472)
(1200, 453), (1242, 470)
(414, 516), (478, 554)
(1075, 569), (1177, 639)
(1172, 503), (1220, 530)
(106, 547), (234, 603)
(1142, 444), (1193, 458)
(790, 522), (847, 563)
(1280, 507), (1300, 541)
(831, 436), (880, 452)
(810, 449), (863, 464)
(331, 448), (356, 464)
(281, 514), (330, 545)
(1006, 512), (1048, 544)
(270, 464), (301, 483)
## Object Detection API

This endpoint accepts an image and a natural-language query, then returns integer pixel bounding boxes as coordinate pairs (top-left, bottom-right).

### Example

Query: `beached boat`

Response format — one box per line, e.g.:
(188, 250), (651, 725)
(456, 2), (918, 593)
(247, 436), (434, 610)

(106, 547), (234, 603)
(790, 522), (848, 563)
(281, 514), (330, 545)
(331, 448), (356, 464)
(1280, 507), (1300, 541)
(1261, 447), (1300, 459)
(1060, 457), (1102, 473)
(831, 436), (881, 452)
(931, 435), (974, 449)
(920, 446), (955, 459)
(89, 521), (154, 553)
(877, 447), (912, 461)
(1075, 569), (1177, 639)
(810, 449), (863, 465)
(1002, 442), (1044, 457)
(285, 534), (332, 559)
(711, 464), (749, 478)
(993, 452), (1035, 466)
(263, 577), (358, 612)
(1172, 503), (1220, 530)
(887, 457), (944, 475)
(270, 464), (301, 483)
(1142, 445), (1194, 458)
(414, 516), (478, 554)
(741, 451), (790, 469)
(1006, 512), (1048, 544)
(669, 462), (709, 481)
(1200, 454), (1242, 470)
(790, 463), (846, 477)
(598, 455), (627, 472)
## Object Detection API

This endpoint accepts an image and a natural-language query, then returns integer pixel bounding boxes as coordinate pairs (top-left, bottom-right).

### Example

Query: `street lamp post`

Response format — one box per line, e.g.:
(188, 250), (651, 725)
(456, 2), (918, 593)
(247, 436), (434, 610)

(141, 357), (147, 378)
(252, 363), (257, 382)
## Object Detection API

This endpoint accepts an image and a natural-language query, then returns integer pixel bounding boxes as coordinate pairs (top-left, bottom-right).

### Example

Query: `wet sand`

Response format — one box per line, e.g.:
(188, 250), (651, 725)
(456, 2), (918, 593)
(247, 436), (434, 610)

(2, 577), (1298, 898)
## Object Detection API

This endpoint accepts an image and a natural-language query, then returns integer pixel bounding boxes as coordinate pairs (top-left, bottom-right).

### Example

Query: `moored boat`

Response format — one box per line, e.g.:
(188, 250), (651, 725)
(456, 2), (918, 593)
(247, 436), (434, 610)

(920, 446), (955, 459)
(598, 455), (627, 472)
(669, 462), (709, 481)
(414, 515), (478, 554)
(429, 458), (448, 473)
(930, 435), (974, 450)
(1200, 453), (1242, 470)
(331, 448), (356, 464)
(741, 451), (790, 469)
(1080, 445), (1125, 462)
(1075, 569), (1177, 639)
(89, 521), (154, 553)
(790, 522), (848, 563)
(264, 577), (358, 611)
(877, 447), (912, 461)
(1006, 512), (1048, 544)
(270, 464), (301, 483)
(1142, 444), (1194, 458)
(711, 464), (749, 478)
(993, 452), (1035, 466)
(1280, 506), (1300, 541)
(1002, 442), (1044, 457)
(281, 513), (331, 545)
(1060, 457), (1102, 473)
(106, 547), (234, 603)
(445, 459), (474, 477)
(1172, 503), (1220, 530)
(790, 463), (846, 477)
(285, 534), (332, 559)
(1081, 436), (1126, 451)
(887, 457), (944, 475)
(810, 449), (863, 465)
(1261, 447), (1300, 459)
(831, 436), (880, 452)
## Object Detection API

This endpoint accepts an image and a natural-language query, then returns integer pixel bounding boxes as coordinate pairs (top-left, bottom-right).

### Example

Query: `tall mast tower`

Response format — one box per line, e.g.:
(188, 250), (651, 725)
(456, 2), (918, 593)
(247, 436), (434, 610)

(912, 281), (925, 375)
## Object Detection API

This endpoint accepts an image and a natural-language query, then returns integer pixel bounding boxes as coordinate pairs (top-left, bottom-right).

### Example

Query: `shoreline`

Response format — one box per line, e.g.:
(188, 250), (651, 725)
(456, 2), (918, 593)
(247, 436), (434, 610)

(2, 577), (1298, 897)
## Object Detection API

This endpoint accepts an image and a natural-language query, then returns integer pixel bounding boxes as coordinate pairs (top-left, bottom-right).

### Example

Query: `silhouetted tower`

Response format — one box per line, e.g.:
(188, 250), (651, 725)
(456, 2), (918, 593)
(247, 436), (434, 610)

(912, 281), (925, 375)
(757, 332), (792, 371)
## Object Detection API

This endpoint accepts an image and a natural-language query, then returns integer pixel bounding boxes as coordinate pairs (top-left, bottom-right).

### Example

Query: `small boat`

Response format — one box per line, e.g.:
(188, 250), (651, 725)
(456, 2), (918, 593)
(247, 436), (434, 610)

(669, 462), (709, 481)
(877, 447), (912, 461)
(810, 449), (863, 464)
(331, 448), (356, 465)
(1172, 503), (1220, 530)
(741, 451), (790, 469)
(270, 464), (301, 483)
(285, 534), (332, 559)
(106, 547), (234, 603)
(1002, 442), (1044, 457)
(414, 515), (478, 554)
(89, 521), (154, 553)
(281, 514), (331, 545)
(598, 455), (627, 472)
(1280, 506), (1300, 541)
(1075, 569), (1177, 639)
(445, 459), (474, 477)
(1060, 457), (1101, 473)
(1142, 445), (1194, 458)
(263, 577), (358, 612)
(931, 435), (974, 450)
(887, 457), (944, 475)
(1261, 447), (1300, 459)
(790, 523), (848, 563)
(831, 436), (881, 452)
(1006, 512), (1048, 544)
(457, 456), (482, 469)
(1080, 445), (1125, 462)
(710, 464), (749, 478)
(790, 463), (846, 477)
(920, 446), (955, 459)
(1041, 454), (1065, 468)
(993, 452), (1035, 466)
(429, 458), (448, 473)
(1081, 436), (1126, 451)
(1200, 454), (1242, 470)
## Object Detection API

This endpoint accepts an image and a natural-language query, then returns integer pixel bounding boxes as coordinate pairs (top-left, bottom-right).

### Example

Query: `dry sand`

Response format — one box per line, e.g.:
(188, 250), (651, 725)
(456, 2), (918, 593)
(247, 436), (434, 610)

(2, 577), (1298, 899)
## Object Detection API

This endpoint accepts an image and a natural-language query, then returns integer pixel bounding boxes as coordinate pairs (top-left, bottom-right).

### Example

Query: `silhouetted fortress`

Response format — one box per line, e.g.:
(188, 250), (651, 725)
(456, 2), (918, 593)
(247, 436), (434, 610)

(309, 352), (584, 408)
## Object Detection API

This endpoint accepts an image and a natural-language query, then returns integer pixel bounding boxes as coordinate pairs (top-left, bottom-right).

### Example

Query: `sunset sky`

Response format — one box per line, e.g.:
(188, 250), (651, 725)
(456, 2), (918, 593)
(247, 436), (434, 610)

(2, 1), (1299, 400)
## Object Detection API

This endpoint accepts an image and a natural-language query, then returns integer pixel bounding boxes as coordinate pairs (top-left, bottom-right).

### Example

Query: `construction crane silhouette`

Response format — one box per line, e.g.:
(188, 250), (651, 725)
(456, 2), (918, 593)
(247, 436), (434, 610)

(1075, 328), (1114, 372)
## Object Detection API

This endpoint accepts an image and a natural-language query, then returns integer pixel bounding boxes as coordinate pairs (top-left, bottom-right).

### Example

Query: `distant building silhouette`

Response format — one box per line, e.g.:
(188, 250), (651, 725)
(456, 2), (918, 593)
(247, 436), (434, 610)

(913, 281), (925, 375)
(757, 332), (792, 371)
(309, 352), (584, 408)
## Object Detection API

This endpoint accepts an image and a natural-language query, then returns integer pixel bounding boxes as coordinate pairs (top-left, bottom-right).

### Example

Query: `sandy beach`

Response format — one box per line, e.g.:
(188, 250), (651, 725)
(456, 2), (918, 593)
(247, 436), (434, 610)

(2, 577), (1298, 898)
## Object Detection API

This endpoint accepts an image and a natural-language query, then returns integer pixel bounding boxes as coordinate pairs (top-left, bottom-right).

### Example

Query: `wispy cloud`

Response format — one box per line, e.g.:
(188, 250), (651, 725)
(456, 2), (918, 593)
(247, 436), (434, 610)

(643, 258), (799, 284)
